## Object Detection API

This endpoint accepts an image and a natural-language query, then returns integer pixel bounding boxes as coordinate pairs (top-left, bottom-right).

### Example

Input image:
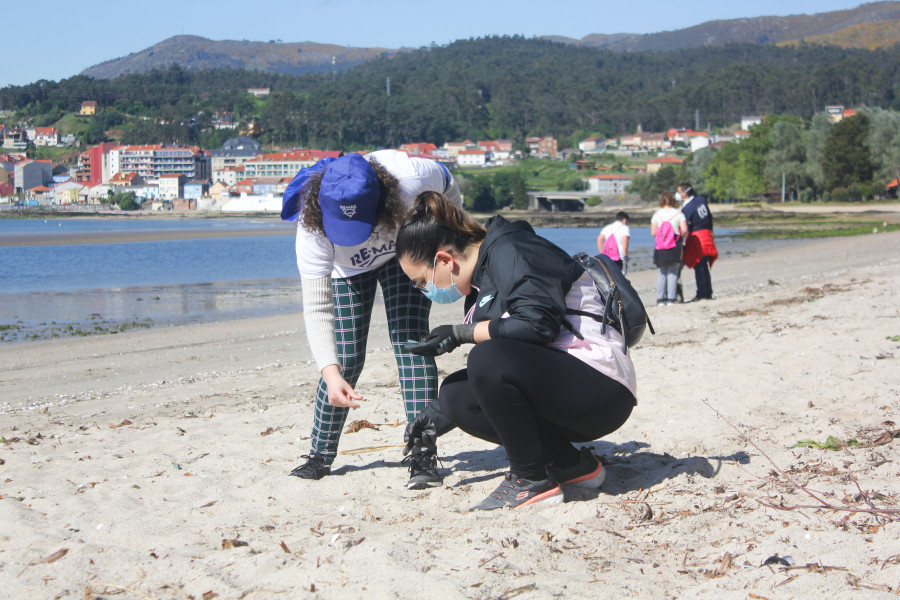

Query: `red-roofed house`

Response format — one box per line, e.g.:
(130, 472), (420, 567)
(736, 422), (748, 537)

(442, 140), (475, 158)
(400, 143), (438, 156)
(456, 149), (487, 168)
(309, 150), (342, 161)
(647, 155), (684, 174)
(215, 165), (246, 187)
(477, 140), (513, 162)
(109, 172), (145, 187)
(32, 127), (60, 147)
(234, 178), (255, 195)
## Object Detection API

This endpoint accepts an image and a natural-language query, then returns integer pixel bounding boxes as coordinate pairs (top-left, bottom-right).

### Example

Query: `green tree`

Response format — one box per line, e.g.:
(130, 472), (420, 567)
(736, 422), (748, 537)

(823, 114), (873, 192)
(704, 141), (742, 199)
(113, 191), (139, 211)
(628, 173), (653, 202)
(764, 120), (807, 201)
(686, 146), (716, 196)
(463, 176), (495, 212)
(804, 113), (832, 197)
(864, 107), (900, 186)
(491, 170), (529, 209)
(652, 165), (678, 198)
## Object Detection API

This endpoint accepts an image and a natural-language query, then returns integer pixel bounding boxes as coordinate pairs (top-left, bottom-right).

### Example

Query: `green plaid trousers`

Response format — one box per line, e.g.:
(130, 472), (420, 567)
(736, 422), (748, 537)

(309, 257), (437, 463)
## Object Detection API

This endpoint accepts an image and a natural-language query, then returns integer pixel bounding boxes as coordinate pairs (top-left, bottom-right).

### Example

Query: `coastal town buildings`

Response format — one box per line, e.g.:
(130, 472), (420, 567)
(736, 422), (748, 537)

(115, 145), (211, 184)
(243, 150), (317, 179)
(4, 100), (859, 209)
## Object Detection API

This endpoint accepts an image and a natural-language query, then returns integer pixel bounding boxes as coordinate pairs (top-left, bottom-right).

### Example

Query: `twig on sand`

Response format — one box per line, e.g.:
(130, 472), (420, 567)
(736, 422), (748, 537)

(497, 583), (537, 600)
(340, 444), (404, 455)
(703, 400), (900, 521)
(85, 582), (153, 600)
(478, 552), (504, 568)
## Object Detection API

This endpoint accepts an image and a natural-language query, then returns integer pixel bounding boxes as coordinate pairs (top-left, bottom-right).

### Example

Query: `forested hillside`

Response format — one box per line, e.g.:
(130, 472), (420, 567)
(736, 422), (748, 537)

(2, 37), (899, 149)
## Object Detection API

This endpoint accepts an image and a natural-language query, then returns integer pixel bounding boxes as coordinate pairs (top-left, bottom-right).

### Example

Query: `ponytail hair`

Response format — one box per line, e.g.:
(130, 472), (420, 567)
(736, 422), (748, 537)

(396, 191), (486, 264)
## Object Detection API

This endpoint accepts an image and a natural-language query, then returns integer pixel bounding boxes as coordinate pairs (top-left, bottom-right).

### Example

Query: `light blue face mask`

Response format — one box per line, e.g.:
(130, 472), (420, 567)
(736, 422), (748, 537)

(421, 256), (465, 304)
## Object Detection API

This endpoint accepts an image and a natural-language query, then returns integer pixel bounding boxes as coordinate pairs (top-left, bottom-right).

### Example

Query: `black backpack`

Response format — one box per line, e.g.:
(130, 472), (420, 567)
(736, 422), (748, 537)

(568, 252), (654, 354)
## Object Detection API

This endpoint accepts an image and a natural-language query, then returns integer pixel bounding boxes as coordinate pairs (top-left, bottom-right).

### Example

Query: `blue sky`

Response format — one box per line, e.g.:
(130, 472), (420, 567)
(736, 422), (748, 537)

(2, 0), (873, 87)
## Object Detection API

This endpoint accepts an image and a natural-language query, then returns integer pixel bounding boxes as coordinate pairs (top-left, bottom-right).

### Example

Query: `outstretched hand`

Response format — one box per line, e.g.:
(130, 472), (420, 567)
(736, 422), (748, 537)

(404, 325), (460, 357)
(321, 366), (362, 409)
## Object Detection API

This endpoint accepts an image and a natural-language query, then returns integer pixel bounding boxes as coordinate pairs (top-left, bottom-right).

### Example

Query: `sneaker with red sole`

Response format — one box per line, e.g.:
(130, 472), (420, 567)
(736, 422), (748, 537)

(469, 473), (563, 511)
(549, 447), (606, 489)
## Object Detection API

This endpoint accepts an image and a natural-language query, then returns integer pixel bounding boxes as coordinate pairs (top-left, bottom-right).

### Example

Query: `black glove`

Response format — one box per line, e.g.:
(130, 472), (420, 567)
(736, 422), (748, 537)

(403, 411), (438, 455)
(404, 324), (476, 357)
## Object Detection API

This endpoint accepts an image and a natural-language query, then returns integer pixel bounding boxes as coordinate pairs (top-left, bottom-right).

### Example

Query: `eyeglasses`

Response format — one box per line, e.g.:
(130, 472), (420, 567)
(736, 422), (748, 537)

(412, 253), (451, 291)
(412, 262), (432, 291)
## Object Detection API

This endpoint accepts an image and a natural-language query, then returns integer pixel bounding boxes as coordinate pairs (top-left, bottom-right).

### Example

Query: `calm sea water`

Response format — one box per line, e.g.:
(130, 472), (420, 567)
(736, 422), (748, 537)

(0, 217), (750, 341)
(0, 218), (748, 292)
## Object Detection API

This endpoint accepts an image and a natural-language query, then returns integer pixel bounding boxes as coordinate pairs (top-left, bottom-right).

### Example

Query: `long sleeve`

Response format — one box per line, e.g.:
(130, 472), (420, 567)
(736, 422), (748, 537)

(301, 275), (339, 372)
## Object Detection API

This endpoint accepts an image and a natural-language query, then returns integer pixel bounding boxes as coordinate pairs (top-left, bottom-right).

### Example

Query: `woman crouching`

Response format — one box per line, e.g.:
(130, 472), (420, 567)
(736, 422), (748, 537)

(396, 191), (637, 511)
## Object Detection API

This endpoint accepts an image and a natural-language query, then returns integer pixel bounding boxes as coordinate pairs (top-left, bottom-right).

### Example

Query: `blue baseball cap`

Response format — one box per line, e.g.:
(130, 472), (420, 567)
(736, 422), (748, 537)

(319, 154), (381, 246)
(281, 157), (336, 222)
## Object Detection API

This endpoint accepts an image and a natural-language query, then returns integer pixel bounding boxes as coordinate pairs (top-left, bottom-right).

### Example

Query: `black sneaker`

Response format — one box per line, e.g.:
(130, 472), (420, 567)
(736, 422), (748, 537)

(401, 446), (443, 489)
(289, 454), (331, 480)
(549, 447), (606, 489)
(469, 473), (562, 511)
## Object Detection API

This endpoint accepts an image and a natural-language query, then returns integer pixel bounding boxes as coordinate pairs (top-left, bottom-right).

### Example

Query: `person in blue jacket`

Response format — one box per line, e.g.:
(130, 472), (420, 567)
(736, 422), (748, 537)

(678, 183), (718, 301)
(396, 191), (637, 511)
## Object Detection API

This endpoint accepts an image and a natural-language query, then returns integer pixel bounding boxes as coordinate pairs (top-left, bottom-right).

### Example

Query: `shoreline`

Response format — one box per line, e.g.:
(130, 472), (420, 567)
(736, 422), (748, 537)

(0, 234), (805, 344)
(0, 227), (293, 247)
(3, 200), (900, 230)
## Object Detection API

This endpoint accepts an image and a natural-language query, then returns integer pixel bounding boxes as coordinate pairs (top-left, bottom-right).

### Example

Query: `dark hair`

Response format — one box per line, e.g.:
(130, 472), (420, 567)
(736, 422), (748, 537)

(679, 183), (694, 197)
(616, 211), (629, 222)
(396, 191), (486, 265)
(659, 190), (678, 208)
(299, 157), (404, 236)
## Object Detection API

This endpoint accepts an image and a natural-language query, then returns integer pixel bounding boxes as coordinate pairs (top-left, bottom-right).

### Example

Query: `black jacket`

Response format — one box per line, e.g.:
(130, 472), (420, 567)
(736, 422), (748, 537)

(682, 195), (713, 233)
(466, 215), (584, 345)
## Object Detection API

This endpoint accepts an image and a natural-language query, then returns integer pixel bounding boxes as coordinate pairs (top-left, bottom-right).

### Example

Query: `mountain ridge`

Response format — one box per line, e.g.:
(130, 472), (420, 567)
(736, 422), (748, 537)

(79, 2), (900, 79)
(80, 36), (410, 79)
(542, 1), (900, 50)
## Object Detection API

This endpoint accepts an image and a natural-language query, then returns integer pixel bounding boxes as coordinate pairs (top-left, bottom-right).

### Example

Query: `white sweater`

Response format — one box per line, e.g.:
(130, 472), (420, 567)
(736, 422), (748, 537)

(298, 150), (462, 371)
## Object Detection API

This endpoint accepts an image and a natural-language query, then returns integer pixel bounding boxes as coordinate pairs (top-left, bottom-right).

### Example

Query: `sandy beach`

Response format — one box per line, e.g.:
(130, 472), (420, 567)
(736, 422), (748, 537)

(2, 230), (900, 599)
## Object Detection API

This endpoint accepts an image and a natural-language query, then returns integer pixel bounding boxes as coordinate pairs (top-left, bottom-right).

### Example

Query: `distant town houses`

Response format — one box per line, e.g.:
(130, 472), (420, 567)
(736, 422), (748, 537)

(0, 109), (852, 209)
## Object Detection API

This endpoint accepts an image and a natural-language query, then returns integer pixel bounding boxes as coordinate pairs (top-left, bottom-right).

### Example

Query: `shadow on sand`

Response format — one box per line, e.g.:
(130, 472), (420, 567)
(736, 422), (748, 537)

(325, 439), (750, 504)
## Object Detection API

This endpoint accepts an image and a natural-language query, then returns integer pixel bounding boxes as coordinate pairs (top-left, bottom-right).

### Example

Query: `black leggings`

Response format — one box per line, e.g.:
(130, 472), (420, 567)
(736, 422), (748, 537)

(439, 338), (635, 480)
